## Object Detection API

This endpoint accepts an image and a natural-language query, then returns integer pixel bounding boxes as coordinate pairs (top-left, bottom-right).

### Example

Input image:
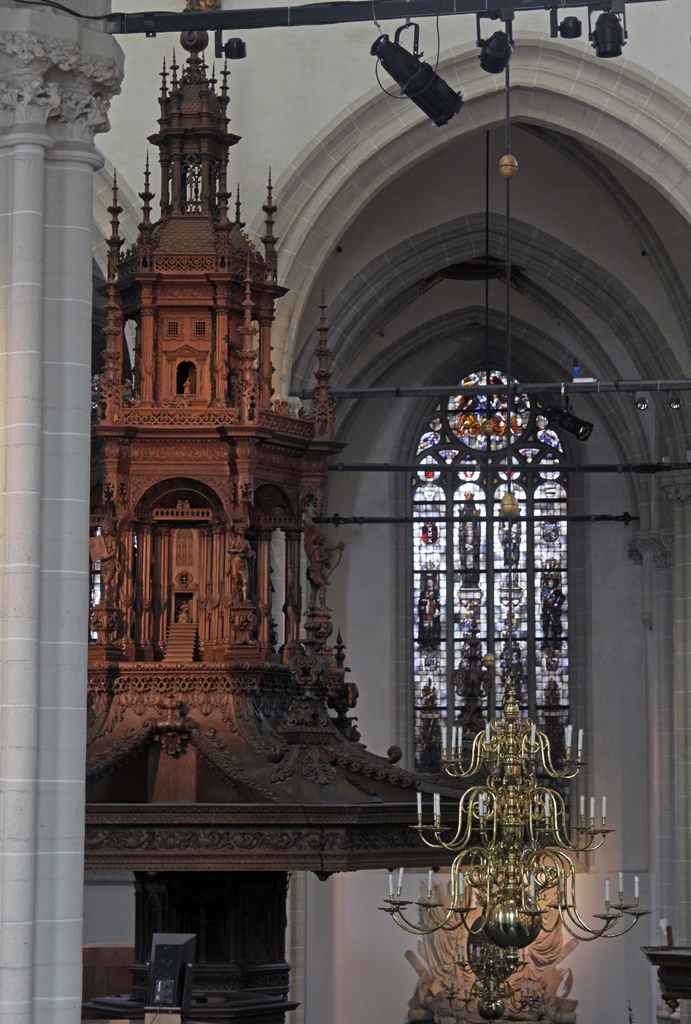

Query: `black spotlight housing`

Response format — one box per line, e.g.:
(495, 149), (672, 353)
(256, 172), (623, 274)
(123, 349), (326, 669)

(634, 392), (649, 411)
(550, 10), (583, 39)
(371, 28), (463, 127)
(215, 31), (247, 60)
(545, 404), (593, 441)
(590, 11), (626, 58)
(478, 30), (513, 74)
(667, 394), (683, 411)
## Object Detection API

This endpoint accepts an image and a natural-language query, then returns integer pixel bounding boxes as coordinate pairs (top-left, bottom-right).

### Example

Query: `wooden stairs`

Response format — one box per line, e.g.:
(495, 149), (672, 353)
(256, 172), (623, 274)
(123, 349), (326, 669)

(164, 622), (198, 662)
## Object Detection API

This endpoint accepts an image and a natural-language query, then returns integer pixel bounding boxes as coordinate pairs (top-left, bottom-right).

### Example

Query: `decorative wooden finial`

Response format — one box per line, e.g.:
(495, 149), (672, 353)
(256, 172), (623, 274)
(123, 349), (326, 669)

(313, 292), (335, 439)
(261, 169), (278, 281)
(139, 152), (154, 226)
(107, 170), (123, 281)
(234, 184), (244, 228)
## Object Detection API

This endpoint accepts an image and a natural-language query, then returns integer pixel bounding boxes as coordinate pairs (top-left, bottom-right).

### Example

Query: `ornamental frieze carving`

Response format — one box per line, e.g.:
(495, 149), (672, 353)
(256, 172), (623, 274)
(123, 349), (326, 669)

(128, 442), (229, 462)
(122, 406), (239, 427)
(85, 824), (423, 855)
(257, 411), (314, 439)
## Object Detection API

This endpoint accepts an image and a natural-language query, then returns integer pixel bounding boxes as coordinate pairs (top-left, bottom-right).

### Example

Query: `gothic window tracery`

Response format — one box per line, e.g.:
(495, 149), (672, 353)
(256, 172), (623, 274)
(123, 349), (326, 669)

(413, 371), (569, 772)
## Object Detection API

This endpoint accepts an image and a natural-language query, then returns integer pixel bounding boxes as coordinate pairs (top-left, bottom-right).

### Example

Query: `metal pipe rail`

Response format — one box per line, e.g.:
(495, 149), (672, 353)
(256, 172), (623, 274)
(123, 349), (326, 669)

(314, 511), (638, 525)
(328, 461), (689, 474)
(295, 379), (691, 400)
(106, 0), (669, 35)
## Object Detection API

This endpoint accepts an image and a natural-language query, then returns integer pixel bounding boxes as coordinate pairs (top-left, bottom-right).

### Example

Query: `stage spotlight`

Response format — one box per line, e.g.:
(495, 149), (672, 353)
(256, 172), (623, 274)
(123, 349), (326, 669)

(634, 392), (649, 411)
(371, 27), (463, 127)
(478, 30), (513, 74)
(545, 404), (593, 441)
(550, 10), (582, 39)
(667, 393), (683, 411)
(590, 11), (626, 58)
(214, 31), (247, 60)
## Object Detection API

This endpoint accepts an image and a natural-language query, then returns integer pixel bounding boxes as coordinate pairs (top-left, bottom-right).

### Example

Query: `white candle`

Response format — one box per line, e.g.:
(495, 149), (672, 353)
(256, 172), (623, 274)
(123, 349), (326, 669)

(605, 878), (610, 903)
(579, 795), (585, 816)
(434, 792), (440, 817)
(441, 726), (447, 752)
(618, 871), (624, 893)
(578, 728), (584, 752)
(417, 791), (422, 816)
(635, 876), (640, 899)
(452, 726), (457, 750)
(479, 793), (485, 816)
(530, 874), (535, 898)
(388, 871), (394, 898)
(602, 795), (607, 819)
(590, 797), (595, 820)
(428, 869), (434, 893)
(660, 918), (668, 940)
(565, 724), (573, 749)
(544, 792), (551, 818)
(485, 723), (491, 745)
(458, 726), (463, 750)
(398, 866), (405, 892)
(530, 723), (536, 746)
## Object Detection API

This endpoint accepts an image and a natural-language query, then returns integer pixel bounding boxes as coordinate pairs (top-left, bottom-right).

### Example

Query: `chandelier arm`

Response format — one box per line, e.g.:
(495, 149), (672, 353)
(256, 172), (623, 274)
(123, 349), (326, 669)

(388, 910), (459, 935)
(536, 732), (581, 779)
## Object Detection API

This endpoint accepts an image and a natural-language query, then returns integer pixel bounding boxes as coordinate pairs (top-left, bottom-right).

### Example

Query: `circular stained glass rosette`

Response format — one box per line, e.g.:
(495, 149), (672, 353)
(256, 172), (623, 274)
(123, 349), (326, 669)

(447, 372), (529, 452)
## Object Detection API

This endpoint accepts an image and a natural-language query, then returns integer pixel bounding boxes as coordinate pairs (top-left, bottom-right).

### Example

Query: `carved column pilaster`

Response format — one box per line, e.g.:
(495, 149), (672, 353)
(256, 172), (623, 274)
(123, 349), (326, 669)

(212, 293), (230, 405)
(660, 471), (691, 948)
(283, 528), (302, 652)
(257, 528), (273, 653)
(139, 290), (156, 404)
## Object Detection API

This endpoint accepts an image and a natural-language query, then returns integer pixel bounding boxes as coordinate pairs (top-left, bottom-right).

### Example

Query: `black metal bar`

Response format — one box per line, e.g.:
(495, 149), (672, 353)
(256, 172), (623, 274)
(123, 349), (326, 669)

(314, 512), (638, 524)
(107, 0), (669, 35)
(295, 379), (691, 399)
(327, 460), (689, 474)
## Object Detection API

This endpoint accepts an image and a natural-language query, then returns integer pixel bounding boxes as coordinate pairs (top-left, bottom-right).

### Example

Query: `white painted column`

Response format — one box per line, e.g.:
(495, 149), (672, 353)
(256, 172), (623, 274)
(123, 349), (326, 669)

(0, 8), (123, 1023)
(660, 475), (691, 955)
(0, 122), (51, 1024)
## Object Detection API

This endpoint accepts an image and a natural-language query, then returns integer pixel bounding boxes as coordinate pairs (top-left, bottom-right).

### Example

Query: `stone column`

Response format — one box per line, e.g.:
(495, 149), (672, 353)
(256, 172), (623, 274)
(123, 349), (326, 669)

(0, 9), (122, 1024)
(627, 530), (677, 941)
(660, 472), (691, 952)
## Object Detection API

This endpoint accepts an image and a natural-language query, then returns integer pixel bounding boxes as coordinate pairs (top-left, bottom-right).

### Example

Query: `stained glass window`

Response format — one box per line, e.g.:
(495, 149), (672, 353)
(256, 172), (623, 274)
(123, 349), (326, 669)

(413, 371), (569, 773)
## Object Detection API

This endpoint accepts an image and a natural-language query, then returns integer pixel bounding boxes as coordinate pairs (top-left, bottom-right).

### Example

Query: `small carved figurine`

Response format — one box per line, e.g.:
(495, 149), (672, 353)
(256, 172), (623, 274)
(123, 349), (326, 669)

(303, 513), (345, 612)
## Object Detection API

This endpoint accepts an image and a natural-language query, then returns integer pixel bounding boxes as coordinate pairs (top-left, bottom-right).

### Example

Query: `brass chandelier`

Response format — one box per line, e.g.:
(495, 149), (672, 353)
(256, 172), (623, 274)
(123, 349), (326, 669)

(382, 678), (648, 1017)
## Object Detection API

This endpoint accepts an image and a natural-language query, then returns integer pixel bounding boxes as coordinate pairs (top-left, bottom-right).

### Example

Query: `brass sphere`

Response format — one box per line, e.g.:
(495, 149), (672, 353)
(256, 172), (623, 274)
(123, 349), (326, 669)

(499, 153), (519, 179)
(480, 418), (494, 438)
(500, 492), (520, 518)
(482, 652), (495, 670)
(477, 995), (505, 1021)
(483, 895), (542, 950)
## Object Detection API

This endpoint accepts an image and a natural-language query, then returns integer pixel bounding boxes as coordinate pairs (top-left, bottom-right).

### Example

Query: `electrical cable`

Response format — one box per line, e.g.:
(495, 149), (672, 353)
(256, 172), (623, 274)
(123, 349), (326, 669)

(13, 0), (111, 20)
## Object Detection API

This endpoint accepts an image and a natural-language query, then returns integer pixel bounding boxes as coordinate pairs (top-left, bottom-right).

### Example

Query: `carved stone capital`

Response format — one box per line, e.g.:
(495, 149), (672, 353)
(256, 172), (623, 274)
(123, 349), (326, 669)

(660, 470), (691, 506)
(0, 74), (60, 125)
(628, 530), (674, 569)
(0, 27), (122, 91)
(0, 14), (123, 135)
